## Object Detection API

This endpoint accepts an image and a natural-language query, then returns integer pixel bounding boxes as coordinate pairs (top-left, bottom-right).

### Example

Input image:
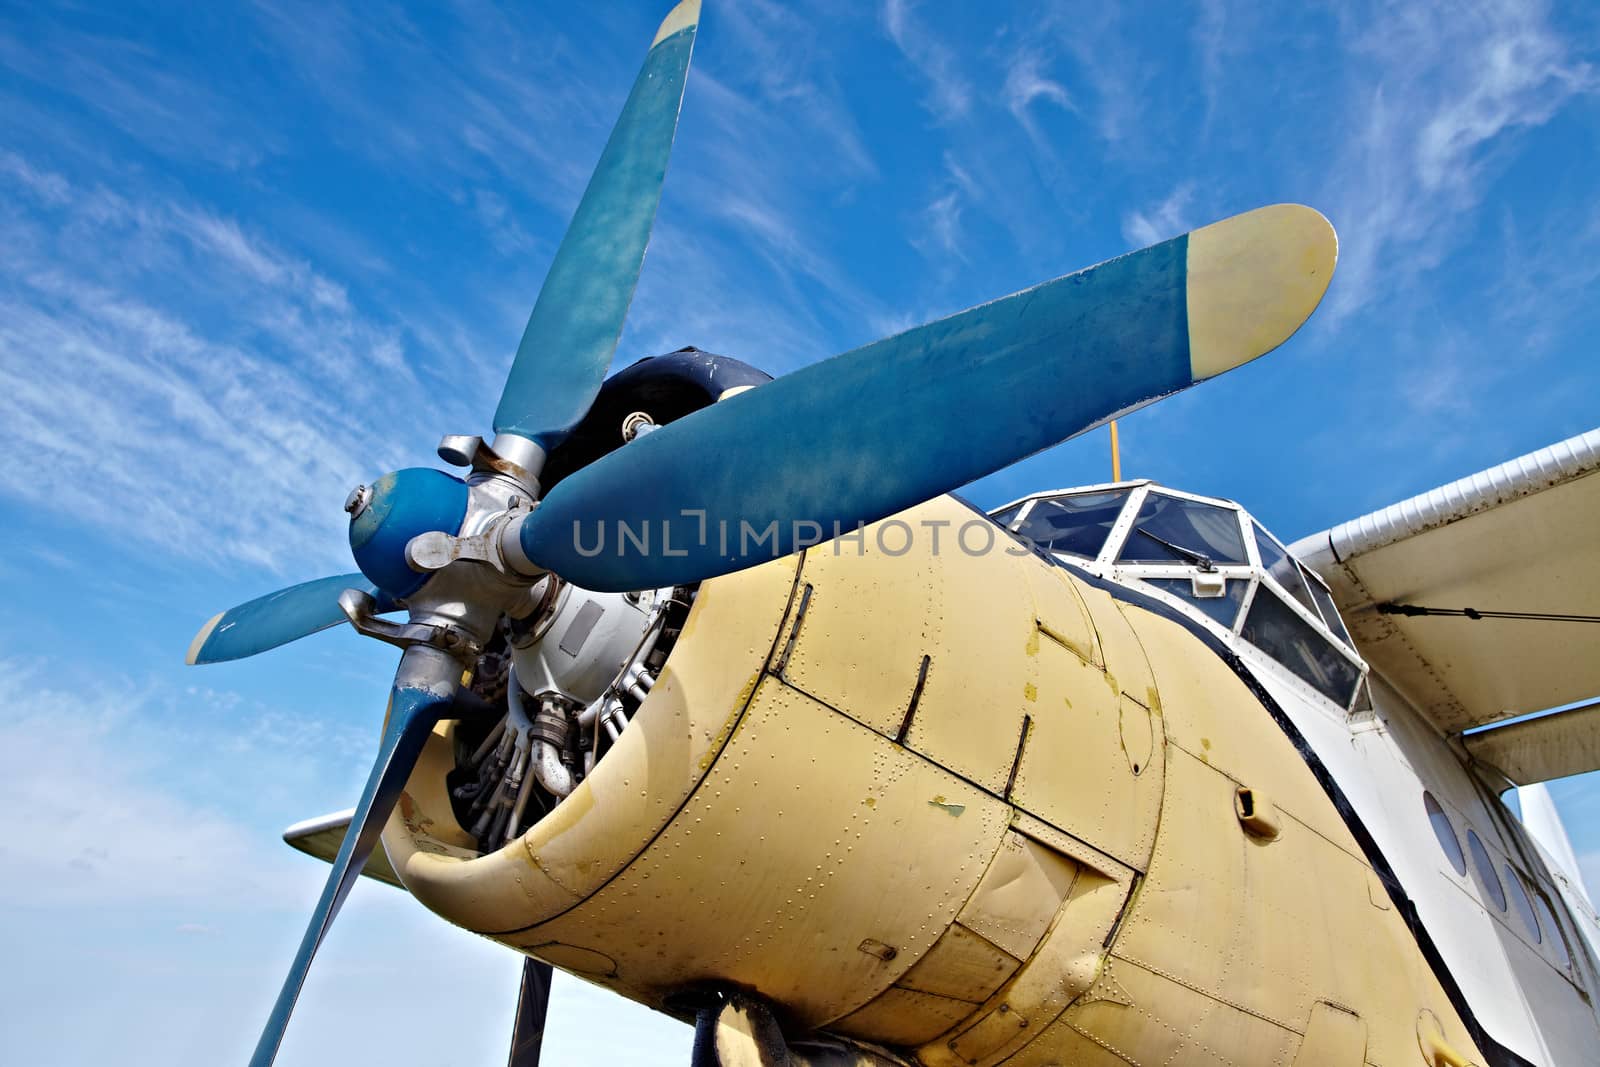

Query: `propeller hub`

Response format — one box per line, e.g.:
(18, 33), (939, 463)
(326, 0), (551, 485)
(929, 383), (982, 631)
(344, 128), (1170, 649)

(349, 467), (470, 599)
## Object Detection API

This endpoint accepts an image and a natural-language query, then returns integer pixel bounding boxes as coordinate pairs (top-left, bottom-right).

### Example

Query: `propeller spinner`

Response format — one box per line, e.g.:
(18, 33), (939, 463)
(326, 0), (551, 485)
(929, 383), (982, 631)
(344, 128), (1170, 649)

(184, 2), (1336, 1063)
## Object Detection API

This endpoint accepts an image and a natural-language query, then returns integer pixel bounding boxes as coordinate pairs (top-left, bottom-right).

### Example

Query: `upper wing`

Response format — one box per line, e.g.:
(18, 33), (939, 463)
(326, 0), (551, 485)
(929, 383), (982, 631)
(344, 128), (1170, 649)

(1462, 698), (1600, 786)
(1289, 428), (1600, 740)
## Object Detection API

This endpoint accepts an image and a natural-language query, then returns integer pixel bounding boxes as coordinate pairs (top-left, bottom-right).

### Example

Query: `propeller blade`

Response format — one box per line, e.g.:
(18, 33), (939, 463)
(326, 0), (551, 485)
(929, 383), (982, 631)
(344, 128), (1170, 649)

(506, 958), (554, 1067)
(519, 204), (1336, 591)
(186, 574), (398, 666)
(492, 0), (701, 452)
(248, 648), (456, 1067)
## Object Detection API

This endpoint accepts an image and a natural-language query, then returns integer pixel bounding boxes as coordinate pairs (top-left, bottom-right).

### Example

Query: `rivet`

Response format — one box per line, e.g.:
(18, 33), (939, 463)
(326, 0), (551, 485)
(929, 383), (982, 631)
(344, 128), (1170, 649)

(343, 484), (371, 517)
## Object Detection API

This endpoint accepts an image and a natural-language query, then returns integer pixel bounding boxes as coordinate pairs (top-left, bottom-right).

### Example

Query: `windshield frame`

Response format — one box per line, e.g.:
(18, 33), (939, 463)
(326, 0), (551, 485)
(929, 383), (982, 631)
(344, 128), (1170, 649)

(990, 483), (1369, 716)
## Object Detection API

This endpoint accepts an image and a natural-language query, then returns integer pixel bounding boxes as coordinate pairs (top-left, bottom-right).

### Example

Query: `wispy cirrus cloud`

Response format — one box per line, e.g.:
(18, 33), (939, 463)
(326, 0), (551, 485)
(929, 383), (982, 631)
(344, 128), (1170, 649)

(1038, 6), (1161, 149)
(910, 153), (981, 264)
(0, 153), (467, 574)
(715, 0), (879, 181)
(1321, 0), (1594, 321)
(1004, 48), (1076, 143)
(0, 15), (277, 171)
(882, 0), (973, 122)
(1122, 182), (1197, 248)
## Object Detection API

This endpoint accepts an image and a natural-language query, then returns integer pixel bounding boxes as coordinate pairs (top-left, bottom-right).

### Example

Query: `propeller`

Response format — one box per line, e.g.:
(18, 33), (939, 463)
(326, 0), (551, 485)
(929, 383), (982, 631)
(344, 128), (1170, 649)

(184, 2), (1339, 1063)
(516, 203), (1335, 591)
(186, 574), (398, 665)
(493, 0), (702, 460)
(248, 647), (459, 1067)
(208, 5), (702, 1065)
(507, 958), (555, 1067)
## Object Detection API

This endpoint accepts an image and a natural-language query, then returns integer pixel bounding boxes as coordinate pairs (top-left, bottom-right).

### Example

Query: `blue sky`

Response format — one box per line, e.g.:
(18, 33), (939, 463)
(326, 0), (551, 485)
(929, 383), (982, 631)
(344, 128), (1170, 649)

(2, 1), (1596, 1064)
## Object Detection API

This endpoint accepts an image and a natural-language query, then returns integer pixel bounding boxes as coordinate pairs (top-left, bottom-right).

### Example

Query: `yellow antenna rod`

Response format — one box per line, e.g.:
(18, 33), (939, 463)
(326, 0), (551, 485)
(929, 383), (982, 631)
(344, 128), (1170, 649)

(1109, 419), (1122, 481)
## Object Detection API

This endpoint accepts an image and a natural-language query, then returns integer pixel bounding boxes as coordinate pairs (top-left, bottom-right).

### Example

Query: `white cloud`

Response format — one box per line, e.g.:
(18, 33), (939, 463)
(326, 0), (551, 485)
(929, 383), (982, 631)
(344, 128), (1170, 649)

(924, 190), (965, 259)
(1004, 48), (1075, 138)
(1322, 0), (1594, 321)
(882, 0), (972, 122)
(0, 154), (470, 574)
(908, 153), (983, 265)
(0, 26), (274, 170)
(0, 148), (69, 204)
(715, 0), (879, 180)
(1414, 19), (1589, 193)
(1194, 0), (1231, 133)
(618, 69), (897, 371)
(1041, 6), (1157, 148)
(1122, 183), (1197, 248)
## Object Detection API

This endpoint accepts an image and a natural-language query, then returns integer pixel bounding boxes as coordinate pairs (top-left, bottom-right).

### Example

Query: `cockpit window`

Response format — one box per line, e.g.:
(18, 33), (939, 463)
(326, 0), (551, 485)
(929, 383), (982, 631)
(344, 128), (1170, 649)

(1119, 493), (1248, 566)
(1143, 577), (1249, 629)
(1252, 522), (1320, 617)
(1303, 568), (1354, 648)
(1014, 490), (1131, 559)
(1240, 585), (1362, 707)
(989, 503), (1026, 531)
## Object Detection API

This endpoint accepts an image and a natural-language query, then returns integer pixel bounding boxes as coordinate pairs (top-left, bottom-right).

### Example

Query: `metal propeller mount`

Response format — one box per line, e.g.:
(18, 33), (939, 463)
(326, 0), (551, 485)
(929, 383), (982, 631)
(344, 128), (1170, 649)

(183, 2), (1338, 1064)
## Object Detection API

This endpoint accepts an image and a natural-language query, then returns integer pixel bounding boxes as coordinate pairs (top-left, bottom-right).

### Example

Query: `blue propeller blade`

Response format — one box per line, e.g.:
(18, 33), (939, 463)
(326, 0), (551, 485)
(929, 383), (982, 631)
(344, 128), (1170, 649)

(519, 204), (1337, 591)
(248, 650), (457, 1067)
(492, 0), (700, 452)
(186, 574), (398, 665)
(507, 958), (555, 1066)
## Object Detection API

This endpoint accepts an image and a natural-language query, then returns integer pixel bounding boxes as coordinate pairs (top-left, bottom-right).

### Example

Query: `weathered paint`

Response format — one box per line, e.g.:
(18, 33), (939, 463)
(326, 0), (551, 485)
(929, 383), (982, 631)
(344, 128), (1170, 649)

(1185, 203), (1335, 380)
(517, 206), (1336, 592)
(384, 493), (1489, 1065)
(348, 467), (469, 598)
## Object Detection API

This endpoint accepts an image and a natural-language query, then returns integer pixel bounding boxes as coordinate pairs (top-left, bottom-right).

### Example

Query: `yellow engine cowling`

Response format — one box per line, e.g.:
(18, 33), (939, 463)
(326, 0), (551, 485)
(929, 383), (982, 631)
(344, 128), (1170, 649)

(383, 496), (1483, 1066)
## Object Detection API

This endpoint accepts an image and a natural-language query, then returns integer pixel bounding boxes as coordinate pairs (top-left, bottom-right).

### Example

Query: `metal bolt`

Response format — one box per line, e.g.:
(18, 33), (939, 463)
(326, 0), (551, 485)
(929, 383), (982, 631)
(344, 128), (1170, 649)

(344, 484), (372, 517)
(620, 411), (657, 442)
(437, 434), (482, 467)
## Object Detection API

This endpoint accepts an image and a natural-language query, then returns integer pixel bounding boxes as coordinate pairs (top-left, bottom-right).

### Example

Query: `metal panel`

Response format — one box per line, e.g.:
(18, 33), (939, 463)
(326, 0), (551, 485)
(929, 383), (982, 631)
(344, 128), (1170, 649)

(1009, 637), (1164, 873)
(519, 679), (1011, 1031)
(895, 924), (1020, 1003)
(382, 553), (801, 933)
(834, 987), (980, 1048)
(1290, 1002), (1366, 1066)
(781, 496), (1044, 795)
(956, 832), (1080, 961)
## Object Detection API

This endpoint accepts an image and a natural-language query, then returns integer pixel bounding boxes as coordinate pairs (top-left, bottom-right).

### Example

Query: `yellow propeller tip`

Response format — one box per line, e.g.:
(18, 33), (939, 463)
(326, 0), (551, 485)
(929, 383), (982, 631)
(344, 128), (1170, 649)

(653, 0), (700, 48)
(185, 611), (224, 666)
(1186, 203), (1338, 381)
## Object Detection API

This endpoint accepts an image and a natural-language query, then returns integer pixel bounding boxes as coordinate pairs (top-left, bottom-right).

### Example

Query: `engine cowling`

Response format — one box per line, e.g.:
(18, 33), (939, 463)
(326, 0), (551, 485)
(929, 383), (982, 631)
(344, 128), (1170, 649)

(381, 494), (1153, 1049)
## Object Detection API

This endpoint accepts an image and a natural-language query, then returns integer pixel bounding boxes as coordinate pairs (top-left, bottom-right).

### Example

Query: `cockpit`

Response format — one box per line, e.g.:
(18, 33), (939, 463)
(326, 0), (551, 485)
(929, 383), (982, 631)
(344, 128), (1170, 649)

(991, 483), (1369, 714)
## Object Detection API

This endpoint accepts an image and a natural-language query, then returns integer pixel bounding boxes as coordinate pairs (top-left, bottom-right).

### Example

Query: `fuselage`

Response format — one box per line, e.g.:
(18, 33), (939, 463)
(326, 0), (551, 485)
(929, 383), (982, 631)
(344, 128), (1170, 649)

(382, 488), (1599, 1066)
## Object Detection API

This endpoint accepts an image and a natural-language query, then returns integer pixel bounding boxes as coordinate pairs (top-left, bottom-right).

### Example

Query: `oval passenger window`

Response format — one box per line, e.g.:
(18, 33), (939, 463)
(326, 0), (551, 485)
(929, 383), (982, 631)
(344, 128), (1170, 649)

(1423, 792), (1466, 876)
(1466, 829), (1507, 911)
(1505, 865), (1542, 943)
(1533, 892), (1572, 970)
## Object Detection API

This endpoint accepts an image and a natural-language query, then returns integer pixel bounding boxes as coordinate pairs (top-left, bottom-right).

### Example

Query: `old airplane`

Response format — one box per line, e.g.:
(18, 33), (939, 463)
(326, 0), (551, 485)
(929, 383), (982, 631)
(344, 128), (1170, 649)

(186, 3), (1600, 1064)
